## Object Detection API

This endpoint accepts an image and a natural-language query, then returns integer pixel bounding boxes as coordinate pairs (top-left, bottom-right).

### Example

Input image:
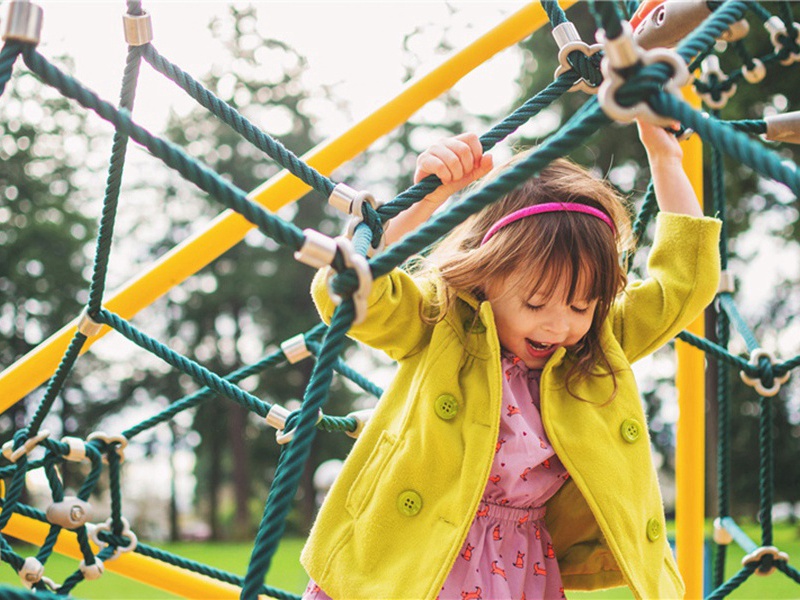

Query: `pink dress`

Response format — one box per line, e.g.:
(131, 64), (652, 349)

(303, 353), (569, 600)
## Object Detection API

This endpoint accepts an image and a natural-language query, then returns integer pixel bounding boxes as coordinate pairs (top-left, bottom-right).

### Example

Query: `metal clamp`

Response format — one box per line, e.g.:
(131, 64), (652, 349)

(717, 270), (735, 294)
(294, 229), (338, 269)
(712, 518), (733, 545)
(325, 236), (373, 325)
(765, 17), (800, 66)
(280, 334), (311, 364)
(739, 349), (790, 397)
(764, 111), (800, 144)
(18, 556), (44, 589)
(79, 558), (105, 581)
(87, 431), (128, 463)
(741, 58), (766, 84)
(345, 217), (385, 258)
(123, 11), (153, 46)
(2, 0), (44, 44)
(267, 405), (324, 445)
(742, 545), (789, 576)
(631, 0), (712, 50)
(87, 517), (138, 561)
(77, 309), (103, 337)
(46, 495), (92, 529)
(330, 183), (386, 257)
(60, 436), (87, 462)
(551, 22), (602, 94)
(2, 429), (50, 463)
(598, 25), (690, 126)
(698, 55), (737, 110)
(344, 409), (375, 439)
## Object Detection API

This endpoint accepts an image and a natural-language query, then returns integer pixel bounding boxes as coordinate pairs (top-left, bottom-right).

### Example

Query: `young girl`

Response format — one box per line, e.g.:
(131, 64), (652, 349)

(301, 122), (720, 600)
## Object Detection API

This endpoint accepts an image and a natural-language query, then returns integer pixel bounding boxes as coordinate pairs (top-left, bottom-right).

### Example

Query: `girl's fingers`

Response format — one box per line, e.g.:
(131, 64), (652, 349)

(414, 153), (451, 184)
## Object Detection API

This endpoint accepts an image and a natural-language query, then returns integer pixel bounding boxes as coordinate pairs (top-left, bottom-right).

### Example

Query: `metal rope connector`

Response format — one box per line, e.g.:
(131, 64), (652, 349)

(764, 111), (800, 144)
(630, 0), (712, 50)
(742, 545), (790, 576)
(280, 334), (311, 364)
(77, 309), (103, 337)
(551, 22), (602, 94)
(329, 183), (385, 257)
(325, 236), (373, 325)
(123, 11), (153, 46)
(60, 436), (87, 462)
(266, 404), (323, 445)
(19, 557), (44, 589)
(2, 429), (50, 463)
(344, 408), (375, 439)
(46, 495), (92, 529)
(739, 348), (790, 397)
(79, 558), (105, 581)
(717, 270), (735, 294)
(741, 58), (766, 85)
(87, 431), (128, 464)
(597, 21), (690, 127)
(765, 16), (800, 66)
(2, 0), (44, 44)
(294, 229), (338, 269)
(712, 517), (733, 545)
(87, 516), (138, 561)
(698, 55), (736, 110)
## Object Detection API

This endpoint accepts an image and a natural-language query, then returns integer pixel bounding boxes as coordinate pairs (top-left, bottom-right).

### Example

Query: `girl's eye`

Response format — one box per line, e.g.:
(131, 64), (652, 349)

(571, 305), (590, 314)
(525, 303), (543, 312)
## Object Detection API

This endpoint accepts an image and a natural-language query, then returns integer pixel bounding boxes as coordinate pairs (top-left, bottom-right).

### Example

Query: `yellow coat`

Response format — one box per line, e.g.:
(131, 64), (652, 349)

(301, 213), (721, 599)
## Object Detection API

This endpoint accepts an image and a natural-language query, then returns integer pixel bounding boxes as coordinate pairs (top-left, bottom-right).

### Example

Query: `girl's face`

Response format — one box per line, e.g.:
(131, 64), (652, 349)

(485, 270), (598, 369)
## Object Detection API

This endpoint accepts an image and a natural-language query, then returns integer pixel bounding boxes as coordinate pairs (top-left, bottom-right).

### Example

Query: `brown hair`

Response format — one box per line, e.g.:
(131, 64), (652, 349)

(412, 154), (633, 401)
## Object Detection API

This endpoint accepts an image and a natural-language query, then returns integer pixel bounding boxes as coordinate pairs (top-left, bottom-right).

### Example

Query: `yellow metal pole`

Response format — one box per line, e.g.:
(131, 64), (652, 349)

(0, 0), (577, 411)
(3, 513), (242, 599)
(675, 84), (706, 600)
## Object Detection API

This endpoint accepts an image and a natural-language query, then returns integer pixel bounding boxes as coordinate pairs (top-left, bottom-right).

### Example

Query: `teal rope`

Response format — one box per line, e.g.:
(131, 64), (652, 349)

(97, 309), (270, 418)
(142, 44), (335, 197)
(0, 42), (23, 97)
(707, 563), (758, 599)
(20, 48), (306, 253)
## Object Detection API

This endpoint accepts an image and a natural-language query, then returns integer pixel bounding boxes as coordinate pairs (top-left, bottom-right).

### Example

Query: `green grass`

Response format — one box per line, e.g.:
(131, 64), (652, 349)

(0, 522), (797, 599)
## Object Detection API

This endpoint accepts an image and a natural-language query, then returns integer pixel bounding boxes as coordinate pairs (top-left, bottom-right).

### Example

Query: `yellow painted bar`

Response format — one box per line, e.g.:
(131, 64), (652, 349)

(675, 85), (705, 600)
(3, 513), (243, 598)
(0, 0), (577, 411)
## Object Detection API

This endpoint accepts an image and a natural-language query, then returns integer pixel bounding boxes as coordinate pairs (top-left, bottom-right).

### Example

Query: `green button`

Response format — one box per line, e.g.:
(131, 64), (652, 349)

(646, 517), (662, 542)
(397, 490), (423, 516)
(463, 318), (486, 334)
(434, 394), (459, 420)
(620, 418), (642, 443)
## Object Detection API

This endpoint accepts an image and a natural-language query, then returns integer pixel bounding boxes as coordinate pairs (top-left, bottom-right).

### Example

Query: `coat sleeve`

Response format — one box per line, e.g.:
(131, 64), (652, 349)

(311, 267), (434, 361)
(610, 212), (721, 364)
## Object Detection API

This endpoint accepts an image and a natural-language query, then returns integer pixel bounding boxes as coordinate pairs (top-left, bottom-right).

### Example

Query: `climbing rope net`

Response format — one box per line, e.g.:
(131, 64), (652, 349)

(0, 0), (799, 598)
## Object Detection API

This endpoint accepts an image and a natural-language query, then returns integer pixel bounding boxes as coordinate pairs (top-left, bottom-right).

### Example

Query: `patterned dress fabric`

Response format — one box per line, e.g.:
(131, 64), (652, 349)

(303, 353), (569, 600)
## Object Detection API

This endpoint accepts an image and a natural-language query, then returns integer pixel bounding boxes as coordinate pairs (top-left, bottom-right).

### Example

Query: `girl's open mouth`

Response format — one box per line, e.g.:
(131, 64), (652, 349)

(526, 338), (557, 358)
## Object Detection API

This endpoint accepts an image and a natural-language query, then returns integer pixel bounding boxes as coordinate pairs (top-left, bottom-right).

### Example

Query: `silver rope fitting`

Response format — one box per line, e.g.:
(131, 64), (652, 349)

(764, 111), (800, 144)
(551, 22), (602, 94)
(717, 270), (735, 294)
(631, 0), (712, 50)
(60, 436), (87, 462)
(87, 431), (128, 464)
(325, 236), (373, 325)
(87, 517), (138, 561)
(19, 556), (44, 589)
(344, 408), (375, 439)
(698, 55), (736, 110)
(2, 0), (44, 44)
(77, 309), (104, 337)
(597, 21), (690, 127)
(742, 545), (790, 576)
(719, 19), (750, 44)
(2, 429), (50, 463)
(765, 16), (800, 66)
(46, 496), (92, 529)
(123, 11), (153, 46)
(741, 58), (766, 84)
(280, 334), (311, 364)
(739, 348), (790, 397)
(329, 183), (385, 257)
(712, 518), (733, 545)
(266, 404), (323, 445)
(79, 558), (105, 581)
(294, 229), (338, 269)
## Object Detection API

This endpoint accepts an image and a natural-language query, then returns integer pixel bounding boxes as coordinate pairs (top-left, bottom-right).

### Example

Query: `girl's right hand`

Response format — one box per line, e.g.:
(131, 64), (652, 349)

(414, 133), (494, 208)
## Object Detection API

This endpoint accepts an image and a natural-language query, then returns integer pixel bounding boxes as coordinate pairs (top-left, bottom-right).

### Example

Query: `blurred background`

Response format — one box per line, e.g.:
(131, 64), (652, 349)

(1, 1), (799, 597)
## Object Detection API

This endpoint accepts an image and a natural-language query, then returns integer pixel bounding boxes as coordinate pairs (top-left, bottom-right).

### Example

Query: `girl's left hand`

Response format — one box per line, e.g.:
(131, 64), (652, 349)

(636, 119), (683, 163)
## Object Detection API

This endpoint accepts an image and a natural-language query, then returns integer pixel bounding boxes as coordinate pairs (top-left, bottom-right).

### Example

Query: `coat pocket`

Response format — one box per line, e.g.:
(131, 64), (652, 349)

(345, 430), (397, 517)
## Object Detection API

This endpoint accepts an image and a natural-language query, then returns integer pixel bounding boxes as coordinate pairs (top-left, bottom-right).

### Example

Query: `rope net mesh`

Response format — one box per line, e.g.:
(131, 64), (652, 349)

(0, 0), (798, 598)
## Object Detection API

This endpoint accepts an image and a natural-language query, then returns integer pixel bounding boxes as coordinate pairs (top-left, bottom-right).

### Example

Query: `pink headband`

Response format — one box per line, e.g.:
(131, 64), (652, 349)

(480, 202), (616, 245)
